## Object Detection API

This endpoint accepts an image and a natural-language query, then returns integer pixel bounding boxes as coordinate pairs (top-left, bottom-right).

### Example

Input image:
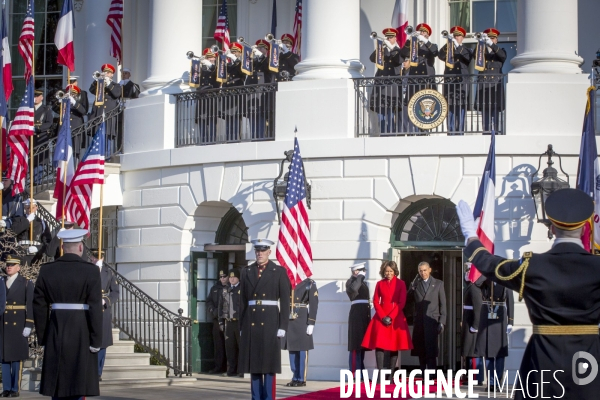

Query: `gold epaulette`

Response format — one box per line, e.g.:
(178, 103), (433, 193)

(467, 247), (489, 262)
(495, 251), (532, 302)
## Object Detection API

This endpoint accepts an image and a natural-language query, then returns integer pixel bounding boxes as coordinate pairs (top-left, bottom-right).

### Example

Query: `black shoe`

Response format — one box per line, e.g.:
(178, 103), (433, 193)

(7, 392), (18, 398)
(285, 380), (297, 387)
(294, 381), (306, 387)
(237, 373), (244, 378)
(0, 392), (9, 398)
(208, 368), (221, 374)
(99, 376), (103, 382)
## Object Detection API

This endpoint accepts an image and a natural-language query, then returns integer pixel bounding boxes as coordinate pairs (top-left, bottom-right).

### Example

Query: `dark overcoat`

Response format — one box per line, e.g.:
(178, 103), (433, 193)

(477, 44), (506, 112)
(346, 274), (371, 351)
(369, 47), (402, 114)
(101, 264), (119, 348)
(0, 274), (33, 361)
(438, 43), (472, 106)
(282, 278), (318, 352)
(275, 51), (299, 81)
(239, 260), (290, 374)
(33, 253), (103, 398)
(474, 278), (514, 358)
(461, 281), (483, 357)
(465, 239), (600, 399)
(89, 80), (122, 139)
(410, 277), (446, 359)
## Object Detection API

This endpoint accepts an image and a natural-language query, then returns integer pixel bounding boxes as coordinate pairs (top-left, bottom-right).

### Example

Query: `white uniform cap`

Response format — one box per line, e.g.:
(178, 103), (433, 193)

(350, 262), (366, 271)
(251, 238), (275, 249)
(22, 199), (37, 205)
(57, 229), (88, 243)
(69, 75), (80, 81)
(122, 68), (131, 73)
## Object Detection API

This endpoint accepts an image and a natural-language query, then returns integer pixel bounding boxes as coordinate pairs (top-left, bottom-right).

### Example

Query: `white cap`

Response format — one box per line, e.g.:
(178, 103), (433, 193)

(69, 75), (79, 81)
(122, 68), (131, 73)
(350, 262), (366, 271)
(22, 198), (37, 206)
(57, 228), (88, 243)
(251, 238), (275, 249)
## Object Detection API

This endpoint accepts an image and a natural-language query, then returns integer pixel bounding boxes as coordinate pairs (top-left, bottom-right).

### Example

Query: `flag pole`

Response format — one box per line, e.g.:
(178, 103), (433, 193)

(98, 184), (104, 258)
(29, 21), (34, 241)
(0, 115), (3, 220)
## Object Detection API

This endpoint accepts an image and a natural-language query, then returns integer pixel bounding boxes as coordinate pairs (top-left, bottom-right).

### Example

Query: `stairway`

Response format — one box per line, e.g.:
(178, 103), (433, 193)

(23, 329), (197, 391)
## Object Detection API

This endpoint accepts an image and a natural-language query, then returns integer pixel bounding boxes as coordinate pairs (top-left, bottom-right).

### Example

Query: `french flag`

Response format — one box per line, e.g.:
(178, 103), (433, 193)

(391, 0), (409, 46)
(1, 6), (12, 101)
(470, 130), (496, 282)
(54, 0), (75, 71)
(53, 99), (75, 221)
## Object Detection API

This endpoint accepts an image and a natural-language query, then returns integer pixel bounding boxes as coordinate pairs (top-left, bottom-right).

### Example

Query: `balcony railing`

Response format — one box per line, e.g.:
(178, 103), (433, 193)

(353, 74), (507, 137)
(174, 83), (277, 147)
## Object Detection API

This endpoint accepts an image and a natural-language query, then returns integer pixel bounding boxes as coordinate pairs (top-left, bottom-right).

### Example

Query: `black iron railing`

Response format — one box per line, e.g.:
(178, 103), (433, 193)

(174, 83), (277, 147)
(29, 104), (124, 194)
(353, 74), (507, 136)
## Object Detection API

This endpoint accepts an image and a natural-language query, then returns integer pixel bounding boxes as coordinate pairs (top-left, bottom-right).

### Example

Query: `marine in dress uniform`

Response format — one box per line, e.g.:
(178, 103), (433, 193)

(0, 256), (33, 398)
(460, 263), (483, 382)
(476, 28), (506, 134)
(119, 68), (141, 100)
(218, 268), (243, 377)
(33, 90), (55, 185)
(89, 64), (122, 156)
(400, 23), (438, 102)
(97, 258), (120, 381)
(282, 277), (318, 387)
(409, 261), (446, 371)
(206, 270), (228, 374)
(345, 262), (371, 374)
(438, 26), (472, 135)
(239, 239), (290, 400)
(275, 34), (299, 82)
(244, 40), (275, 140)
(369, 28), (403, 134)
(456, 188), (600, 399)
(33, 229), (103, 400)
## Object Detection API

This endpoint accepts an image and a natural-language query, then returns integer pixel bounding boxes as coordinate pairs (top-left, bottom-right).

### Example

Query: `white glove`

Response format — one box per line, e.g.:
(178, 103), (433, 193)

(481, 33), (488, 40)
(22, 327), (31, 337)
(469, 327), (478, 333)
(383, 39), (394, 51)
(252, 47), (262, 57)
(102, 298), (106, 306)
(28, 246), (38, 254)
(452, 38), (459, 48)
(506, 325), (513, 335)
(200, 59), (211, 67)
(27, 213), (36, 222)
(277, 329), (286, 338)
(69, 96), (76, 106)
(219, 323), (224, 332)
(306, 325), (314, 335)
(89, 346), (101, 353)
(418, 34), (428, 44)
(0, 220), (6, 228)
(96, 259), (103, 267)
(104, 77), (111, 85)
(456, 201), (478, 243)
(486, 38), (493, 46)
(226, 53), (237, 61)
(279, 43), (289, 53)
(358, 271), (366, 277)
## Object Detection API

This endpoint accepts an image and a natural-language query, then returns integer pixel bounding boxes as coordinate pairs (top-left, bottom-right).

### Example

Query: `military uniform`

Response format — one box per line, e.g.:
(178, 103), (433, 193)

(0, 257), (33, 397)
(476, 28), (506, 133)
(345, 264), (371, 373)
(9, 200), (52, 264)
(460, 276), (482, 374)
(244, 41), (275, 140)
(121, 81), (140, 99)
(196, 50), (220, 144)
(400, 23), (438, 109)
(222, 44), (246, 142)
(218, 269), (242, 377)
(33, 92), (55, 184)
(89, 64), (122, 155)
(275, 34), (299, 82)
(282, 277), (318, 387)
(206, 276), (227, 374)
(98, 263), (120, 379)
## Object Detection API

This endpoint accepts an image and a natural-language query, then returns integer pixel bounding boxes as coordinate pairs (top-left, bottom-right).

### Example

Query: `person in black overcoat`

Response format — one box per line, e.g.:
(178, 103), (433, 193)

(245, 40), (275, 140)
(218, 268), (242, 377)
(239, 239), (290, 400)
(207, 270), (228, 374)
(476, 28), (506, 134)
(89, 64), (122, 155)
(221, 44), (246, 142)
(195, 49), (220, 144)
(461, 263), (483, 382)
(0, 256), (33, 397)
(409, 261), (446, 371)
(456, 189), (600, 400)
(33, 90), (55, 185)
(97, 258), (120, 381)
(345, 262), (371, 374)
(33, 229), (103, 399)
(67, 85), (89, 159)
(274, 34), (299, 82)
(400, 23), (438, 103)
(282, 277), (318, 387)
(9, 199), (52, 264)
(119, 69), (140, 100)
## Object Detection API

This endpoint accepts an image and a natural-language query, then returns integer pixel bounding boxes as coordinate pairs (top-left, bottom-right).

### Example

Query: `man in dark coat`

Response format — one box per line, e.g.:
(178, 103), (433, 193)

(275, 34), (299, 82)
(195, 48), (220, 144)
(206, 269), (228, 374)
(456, 188), (600, 399)
(97, 257), (119, 381)
(239, 239), (290, 400)
(409, 261), (446, 371)
(461, 263), (483, 383)
(222, 43), (246, 142)
(282, 277), (318, 387)
(33, 229), (103, 399)
(245, 40), (275, 140)
(477, 28), (506, 134)
(218, 268), (242, 377)
(89, 64), (122, 156)
(8, 199), (52, 264)
(59, 84), (89, 159)
(33, 90), (55, 185)
(119, 68), (140, 100)
(0, 256), (33, 397)
(438, 26), (472, 135)
(345, 262), (371, 374)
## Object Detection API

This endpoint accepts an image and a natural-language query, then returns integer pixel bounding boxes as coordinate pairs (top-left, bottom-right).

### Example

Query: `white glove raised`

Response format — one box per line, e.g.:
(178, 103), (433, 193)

(200, 59), (212, 67)
(469, 327), (478, 333)
(418, 34), (428, 44)
(27, 213), (36, 222)
(277, 329), (286, 338)
(279, 43), (289, 54)
(452, 38), (459, 48)
(506, 324), (513, 335)
(485, 38), (493, 46)
(89, 346), (101, 353)
(69, 96), (76, 106)
(456, 201), (478, 244)
(104, 77), (111, 85)
(383, 39), (394, 51)
(306, 325), (314, 335)
(22, 327), (32, 337)
(28, 246), (38, 255)
(252, 47), (263, 57)
(226, 53), (237, 61)
(358, 271), (366, 277)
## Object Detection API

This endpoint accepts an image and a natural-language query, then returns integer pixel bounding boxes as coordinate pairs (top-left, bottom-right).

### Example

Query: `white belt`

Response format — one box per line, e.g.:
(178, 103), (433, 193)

(51, 303), (89, 310)
(351, 300), (370, 305)
(463, 305), (473, 310)
(248, 300), (278, 306)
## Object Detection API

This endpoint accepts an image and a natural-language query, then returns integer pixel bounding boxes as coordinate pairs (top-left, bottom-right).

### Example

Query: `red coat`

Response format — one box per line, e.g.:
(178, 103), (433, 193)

(361, 277), (413, 351)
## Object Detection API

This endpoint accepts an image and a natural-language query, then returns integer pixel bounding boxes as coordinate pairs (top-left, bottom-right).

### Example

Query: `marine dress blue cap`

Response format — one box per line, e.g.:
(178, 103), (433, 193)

(251, 238), (275, 251)
(57, 229), (88, 243)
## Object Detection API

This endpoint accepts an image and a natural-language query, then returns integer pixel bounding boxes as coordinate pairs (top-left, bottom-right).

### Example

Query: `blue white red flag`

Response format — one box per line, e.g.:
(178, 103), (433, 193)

(1, 5), (12, 101)
(55, 0), (75, 71)
(53, 99), (75, 221)
(391, 0), (409, 47)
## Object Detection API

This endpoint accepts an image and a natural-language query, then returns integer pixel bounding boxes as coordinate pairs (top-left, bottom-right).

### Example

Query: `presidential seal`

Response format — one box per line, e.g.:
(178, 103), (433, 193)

(407, 89), (448, 130)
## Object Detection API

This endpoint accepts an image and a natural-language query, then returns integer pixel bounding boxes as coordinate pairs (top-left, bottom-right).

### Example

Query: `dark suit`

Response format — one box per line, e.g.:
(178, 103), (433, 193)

(438, 43), (472, 134)
(409, 276), (446, 369)
(121, 81), (140, 99)
(218, 282), (241, 376)
(477, 44), (506, 133)
(206, 281), (227, 373)
(345, 273), (371, 372)
(98, 264), (119, 377)
(465, 239), (600, 399)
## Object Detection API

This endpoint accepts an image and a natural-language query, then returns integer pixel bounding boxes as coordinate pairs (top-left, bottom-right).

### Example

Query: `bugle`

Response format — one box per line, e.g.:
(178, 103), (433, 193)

(405, 25), (415, 35)
(441, 30), (449, 39)
(237, 37), (257, 49)
(265, 33), (282, 45)
(92, 71), (105, 80)
(370, 31), (386, 41)
(55, 90), (67, 100)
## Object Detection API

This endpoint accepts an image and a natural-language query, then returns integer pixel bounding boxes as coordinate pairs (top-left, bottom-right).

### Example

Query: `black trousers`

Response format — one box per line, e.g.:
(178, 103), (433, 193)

(419, 355), (436, 371)
(212, 319), (227, 372)
(225, 319), (240, 375)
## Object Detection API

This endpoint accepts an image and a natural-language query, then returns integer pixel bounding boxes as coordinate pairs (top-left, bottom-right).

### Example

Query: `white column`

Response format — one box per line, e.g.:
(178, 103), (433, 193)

(511, 0), (583, 73)
(142, 0), (203, 94)
(83, 0), (115, 92)
(294, 0), (363, 80)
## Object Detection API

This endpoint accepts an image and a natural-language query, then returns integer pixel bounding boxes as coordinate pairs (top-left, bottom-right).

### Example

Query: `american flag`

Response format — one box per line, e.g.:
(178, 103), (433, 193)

(18, 0), (35, 83)
(213, 0), (231, 52)
(64, 122), (106, 230)
(276, 137), (313, 288)
(292, 0), (303, 58)
(106, 0), (123, 64)
(7, 80), (34, 196)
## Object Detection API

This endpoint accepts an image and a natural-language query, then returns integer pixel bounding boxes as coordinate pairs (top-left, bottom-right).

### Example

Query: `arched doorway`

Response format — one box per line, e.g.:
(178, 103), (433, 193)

(390, 198), (465, 371)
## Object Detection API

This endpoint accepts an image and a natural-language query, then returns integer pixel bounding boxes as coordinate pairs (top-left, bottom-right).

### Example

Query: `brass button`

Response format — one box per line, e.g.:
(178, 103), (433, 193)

(253, 309), (255, 312)
(13, 323), (16, 326)
(261, 323), (264, 326)
(252, 323), (255, 326)
(13, 312), (16, 315)
(262, 309), (264, 312)
(263, 294), (265, 297)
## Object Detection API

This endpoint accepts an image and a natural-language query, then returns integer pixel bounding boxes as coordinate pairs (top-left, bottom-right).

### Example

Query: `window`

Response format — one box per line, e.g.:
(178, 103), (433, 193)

(202, 0), (238, 51)
(449, 0), (517, 35)
(215, 207), (248, 245)
(10, 0), (64, 115)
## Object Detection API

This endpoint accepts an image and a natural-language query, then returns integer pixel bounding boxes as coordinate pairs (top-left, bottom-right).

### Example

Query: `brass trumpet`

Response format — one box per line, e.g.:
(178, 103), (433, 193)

(186, 51), (197, 60)
(405, 25), (414, 35)
(370, 31), (386, 41)
(55, 90), (67, 100)
(237, 37), (257, 49)
(441, 30), (449, 39)
(92, 71), (106, 80)
(265, 33), (282, 45)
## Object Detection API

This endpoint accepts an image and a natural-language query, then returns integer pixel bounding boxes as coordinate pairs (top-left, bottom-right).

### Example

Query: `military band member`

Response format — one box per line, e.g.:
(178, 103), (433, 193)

(345, 262), (371, 374)
(245, 40), (275, 139)
(223, 43), (245, 141)
(282, 277), (318, 387)
(219, 268), (243, 377)
(65, 84), (89, 159)
(33, 229), (103, 400)
(438, 26), (472, 135)
(460, 263), (483, 384)
(400, 23), (438, 77)
(68, 76), (89, 115)
(239, 239), (290, 400)
(9, 199), (52, 264)
(477, 28), (506, 134)
(276, 33), (299, 82)
(97, 256), (119, 381)
(33, 89), (55, 184)
(89, 64), (122, 156)
(456, 188), (600, 399)
(0, 256), (34, 398)
(195, 48), (220, 144)
(206, 270), (229, 374)
(224, 43), (246, 88)
(119, 68), (141, 99)
(369, 28), (402, 134)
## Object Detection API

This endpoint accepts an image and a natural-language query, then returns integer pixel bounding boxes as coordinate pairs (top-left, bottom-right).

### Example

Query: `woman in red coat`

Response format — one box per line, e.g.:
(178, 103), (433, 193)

(361, 261), (413, 370)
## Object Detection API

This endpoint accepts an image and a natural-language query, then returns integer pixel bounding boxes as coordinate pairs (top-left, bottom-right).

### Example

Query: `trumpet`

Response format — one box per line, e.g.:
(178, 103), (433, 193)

(92, 71), (106, 80)
(265, 33), (282, 45)
(55, 90), (68, 100)
(475, 32), (483, 40)
(370, 31), (386, 41)
(237, 37), (257, 50)
(441, 30), (449, 39)
(405, 25), (415, 36)
(467, 32), (485, 40)
(187, 51), (198, 60)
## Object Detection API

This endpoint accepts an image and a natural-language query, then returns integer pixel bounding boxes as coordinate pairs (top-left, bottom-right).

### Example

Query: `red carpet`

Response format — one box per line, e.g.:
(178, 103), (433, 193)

(283, 383), (438, 399)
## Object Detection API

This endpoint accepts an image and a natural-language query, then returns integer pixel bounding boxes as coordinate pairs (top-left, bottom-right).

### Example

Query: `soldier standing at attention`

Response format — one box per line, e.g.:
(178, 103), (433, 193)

(206, 270), (229, 374)
(345, 262), (371, 375)
(219, 268), (243, 378)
